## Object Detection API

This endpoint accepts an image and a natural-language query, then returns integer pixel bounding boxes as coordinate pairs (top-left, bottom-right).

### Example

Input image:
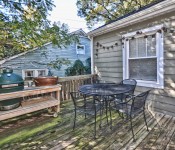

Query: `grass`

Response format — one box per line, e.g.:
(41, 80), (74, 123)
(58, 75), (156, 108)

(0, 101), (73, 148)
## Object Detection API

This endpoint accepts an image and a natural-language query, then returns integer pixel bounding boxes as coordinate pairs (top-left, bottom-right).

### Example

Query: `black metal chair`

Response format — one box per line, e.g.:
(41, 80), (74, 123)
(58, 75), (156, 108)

(109, 90), (151, 141)
(70, 92), (104, 138)
(113, 79), (137, 103)
(120, 79), (137, 95)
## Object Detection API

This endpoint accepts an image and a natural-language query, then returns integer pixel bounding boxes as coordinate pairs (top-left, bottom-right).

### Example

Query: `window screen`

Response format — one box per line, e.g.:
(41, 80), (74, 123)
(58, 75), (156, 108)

(76, 45), (85, 54)
(128, 35), (157, 81)
(129, 58), (157, 81)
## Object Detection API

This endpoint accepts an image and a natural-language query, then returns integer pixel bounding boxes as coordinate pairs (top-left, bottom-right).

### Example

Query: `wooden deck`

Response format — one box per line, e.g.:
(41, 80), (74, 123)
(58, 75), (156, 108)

(0, 100), (175, 150)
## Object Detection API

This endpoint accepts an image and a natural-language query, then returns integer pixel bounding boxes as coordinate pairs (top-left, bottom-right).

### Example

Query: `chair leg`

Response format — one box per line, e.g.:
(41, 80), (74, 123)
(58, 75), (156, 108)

(99, 107), (102, 128)
(73, 110), (76, 130)
(130, 116), (135, 141)
(94, 110), (97, 139)
(105, 101), (109, 124)
(118, 111), (124, 119)
(143, 110), (149, 131)
(109, 103), (112, 129)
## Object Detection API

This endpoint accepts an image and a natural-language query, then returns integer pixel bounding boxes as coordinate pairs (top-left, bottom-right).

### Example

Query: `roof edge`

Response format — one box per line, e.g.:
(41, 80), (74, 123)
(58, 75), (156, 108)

(0, 28), (88, 66)
(0, 42), (51, 65)
(87, 0), (175, 37)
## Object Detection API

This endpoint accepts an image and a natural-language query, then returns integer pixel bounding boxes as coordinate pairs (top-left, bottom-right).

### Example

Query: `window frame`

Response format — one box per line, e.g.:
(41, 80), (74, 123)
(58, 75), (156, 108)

(76, 44), (85, 54)
(122, 24), (164, 89)
(24, 70), (35, 80)
(37, 70), (47, 77)
(22, 69), (48, 80)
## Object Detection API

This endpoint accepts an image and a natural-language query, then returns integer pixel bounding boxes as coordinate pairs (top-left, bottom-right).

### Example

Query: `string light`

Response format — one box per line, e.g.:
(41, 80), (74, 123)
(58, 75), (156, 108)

(162, 27), (167, 32)
(170, 29), (174, 33)
(95, 27), (174, 52)
(157, 29), (162, 33)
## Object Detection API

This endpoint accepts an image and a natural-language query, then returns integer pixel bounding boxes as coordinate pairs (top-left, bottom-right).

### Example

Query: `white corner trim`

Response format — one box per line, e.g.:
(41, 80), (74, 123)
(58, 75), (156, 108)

(90, 37), (94, 74)
(88, 0), (175, 37)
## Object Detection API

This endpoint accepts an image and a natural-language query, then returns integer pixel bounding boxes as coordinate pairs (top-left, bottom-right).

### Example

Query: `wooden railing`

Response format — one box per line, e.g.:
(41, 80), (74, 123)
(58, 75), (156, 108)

(58, 74), (98, 101)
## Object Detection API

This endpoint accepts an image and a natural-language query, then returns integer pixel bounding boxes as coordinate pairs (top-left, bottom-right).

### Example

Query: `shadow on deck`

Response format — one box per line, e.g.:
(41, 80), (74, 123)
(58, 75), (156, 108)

(0, 100), (175, 150)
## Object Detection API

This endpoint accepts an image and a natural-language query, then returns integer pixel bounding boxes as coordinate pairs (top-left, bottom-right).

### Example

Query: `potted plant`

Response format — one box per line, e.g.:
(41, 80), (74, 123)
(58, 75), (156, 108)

(33, 76), (58, 86)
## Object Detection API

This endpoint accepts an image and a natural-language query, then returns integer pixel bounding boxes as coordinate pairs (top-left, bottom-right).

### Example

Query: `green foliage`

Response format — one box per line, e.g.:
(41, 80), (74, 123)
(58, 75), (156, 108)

(65, 58), (91, 76)
(84, 57), (91, 74)
(46, 58), (71, 70)
(76, 0), (157, 28)
(0, 0), (79, 60)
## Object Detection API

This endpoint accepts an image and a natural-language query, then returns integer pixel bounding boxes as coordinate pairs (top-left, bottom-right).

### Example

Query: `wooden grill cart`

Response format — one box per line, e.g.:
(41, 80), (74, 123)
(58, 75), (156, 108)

(0, 85), (61, 121)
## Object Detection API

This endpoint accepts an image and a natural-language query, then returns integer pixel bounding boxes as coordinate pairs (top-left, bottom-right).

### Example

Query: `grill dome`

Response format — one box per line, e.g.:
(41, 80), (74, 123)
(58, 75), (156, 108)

(0, 68), (24, 110)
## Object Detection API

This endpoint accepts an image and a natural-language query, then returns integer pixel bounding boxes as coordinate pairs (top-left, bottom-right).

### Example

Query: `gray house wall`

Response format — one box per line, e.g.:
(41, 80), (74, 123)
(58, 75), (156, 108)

(92, 11), (175, 116)
(2, 35), (90, 77)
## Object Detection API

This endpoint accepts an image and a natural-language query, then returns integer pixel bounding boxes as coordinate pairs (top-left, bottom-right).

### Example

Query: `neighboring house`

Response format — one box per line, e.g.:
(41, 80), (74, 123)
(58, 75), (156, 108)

(88, 0), (175, 116)
(0, 29), (90, 79)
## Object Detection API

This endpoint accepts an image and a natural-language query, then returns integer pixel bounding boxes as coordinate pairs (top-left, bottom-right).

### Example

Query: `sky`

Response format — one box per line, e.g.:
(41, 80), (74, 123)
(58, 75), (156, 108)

(48, 0), (90, 33)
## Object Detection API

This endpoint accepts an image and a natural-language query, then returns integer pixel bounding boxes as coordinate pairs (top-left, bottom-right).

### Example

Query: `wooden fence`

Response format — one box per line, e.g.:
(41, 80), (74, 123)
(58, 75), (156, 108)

(58, 74), (98, 101)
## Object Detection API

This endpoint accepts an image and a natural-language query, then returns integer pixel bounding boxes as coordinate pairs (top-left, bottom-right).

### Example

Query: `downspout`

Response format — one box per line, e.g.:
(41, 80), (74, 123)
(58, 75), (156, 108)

(89, 36), (94, 74)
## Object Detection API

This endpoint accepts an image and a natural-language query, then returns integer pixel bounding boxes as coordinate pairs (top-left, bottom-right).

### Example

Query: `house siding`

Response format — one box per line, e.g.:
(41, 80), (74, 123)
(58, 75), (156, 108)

(2, 36), (90, 77)
(94, 31), (123, 83)
(93, 11), (175, 116)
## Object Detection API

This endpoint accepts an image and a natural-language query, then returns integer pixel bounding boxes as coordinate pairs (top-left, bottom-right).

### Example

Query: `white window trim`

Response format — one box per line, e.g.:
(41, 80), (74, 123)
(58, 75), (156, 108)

(76, 44), (85, 54)
(22, 69), (48, 80)
(122, 24), (164, 89)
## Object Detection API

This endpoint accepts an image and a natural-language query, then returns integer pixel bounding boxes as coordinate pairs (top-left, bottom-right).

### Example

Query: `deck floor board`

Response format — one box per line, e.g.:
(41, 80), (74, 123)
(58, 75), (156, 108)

(0, 100), (175, 150)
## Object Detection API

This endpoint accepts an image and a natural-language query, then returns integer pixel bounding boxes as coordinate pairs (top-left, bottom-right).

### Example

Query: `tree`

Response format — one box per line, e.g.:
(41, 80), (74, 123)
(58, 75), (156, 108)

(65, 58), (91, 76)
(84, 57), (91, 74)
(76, 0), (157, 28)
(0, 0), (78, 60)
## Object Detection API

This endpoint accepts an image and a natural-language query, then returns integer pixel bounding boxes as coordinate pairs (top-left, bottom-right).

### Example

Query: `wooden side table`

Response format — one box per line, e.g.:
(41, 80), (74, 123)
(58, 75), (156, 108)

(0, 85), (61, 121)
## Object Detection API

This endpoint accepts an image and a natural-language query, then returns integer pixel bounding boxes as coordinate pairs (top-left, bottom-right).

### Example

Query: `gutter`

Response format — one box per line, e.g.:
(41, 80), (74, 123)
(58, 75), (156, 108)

(87, 0), (175, 37)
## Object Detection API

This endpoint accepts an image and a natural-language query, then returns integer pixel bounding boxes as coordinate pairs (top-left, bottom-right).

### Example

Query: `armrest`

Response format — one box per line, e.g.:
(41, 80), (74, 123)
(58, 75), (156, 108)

(114, 95), (134, 105)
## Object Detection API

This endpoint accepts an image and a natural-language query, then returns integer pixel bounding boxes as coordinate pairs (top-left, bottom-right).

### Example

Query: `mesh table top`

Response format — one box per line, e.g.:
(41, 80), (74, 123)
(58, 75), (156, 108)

(79, 83), (132, 96)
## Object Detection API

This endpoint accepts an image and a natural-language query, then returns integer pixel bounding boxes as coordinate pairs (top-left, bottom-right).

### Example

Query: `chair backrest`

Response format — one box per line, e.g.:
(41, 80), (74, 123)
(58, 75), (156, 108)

(120, 79), (137, 95)
(131, 90), (151, 114)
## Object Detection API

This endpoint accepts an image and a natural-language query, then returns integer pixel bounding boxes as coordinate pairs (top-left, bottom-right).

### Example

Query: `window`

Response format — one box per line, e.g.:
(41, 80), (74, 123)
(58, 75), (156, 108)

(76, 44), (85, 54)
(38, 70), (46, 76)
(22, 69), (48, 80)
(123, 25), (164, 88)
(25, 70), (34, 80)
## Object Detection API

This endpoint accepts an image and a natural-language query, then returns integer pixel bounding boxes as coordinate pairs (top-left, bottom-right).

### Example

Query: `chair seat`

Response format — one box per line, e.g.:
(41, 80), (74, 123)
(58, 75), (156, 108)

(109, 90), (151, 141)
(113, 102), (144, 116)
(76, 102), (103, 115)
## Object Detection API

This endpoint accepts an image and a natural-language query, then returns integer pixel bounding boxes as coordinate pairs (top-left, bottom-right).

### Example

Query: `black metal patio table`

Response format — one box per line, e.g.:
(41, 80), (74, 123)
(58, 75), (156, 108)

(79, 83), (132, 124)
(79, 83), (132, 97)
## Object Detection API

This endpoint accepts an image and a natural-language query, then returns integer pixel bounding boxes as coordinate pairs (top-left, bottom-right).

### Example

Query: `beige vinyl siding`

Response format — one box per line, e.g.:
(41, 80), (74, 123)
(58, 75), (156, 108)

(95, 61), (122, 68)
(164, 44), (175, 52)
(93, 11), (175, 116)
(93, 31), (123, 83)
(97, 67), (123, 73)
(97, 76), (122, 83)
